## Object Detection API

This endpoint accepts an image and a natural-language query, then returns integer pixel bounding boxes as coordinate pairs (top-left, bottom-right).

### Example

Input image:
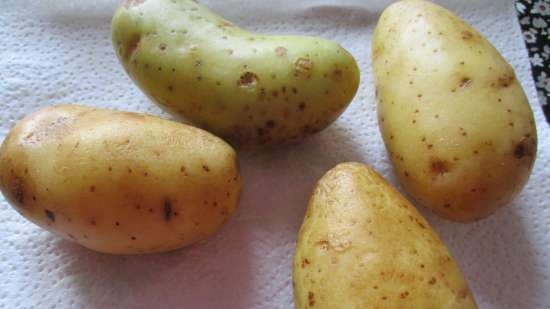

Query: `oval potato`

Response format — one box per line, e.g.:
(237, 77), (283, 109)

(373, 0), (537, 221)
(112, 0), (360, 146)
(0, 105), (241, 254)
(293, 162), (477, 309)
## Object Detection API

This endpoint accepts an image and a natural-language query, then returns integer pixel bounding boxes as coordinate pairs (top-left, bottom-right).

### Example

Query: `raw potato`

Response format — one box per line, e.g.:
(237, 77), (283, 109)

(293, 163), (478, 309)
(0, 105), (241, 254)
(373, 0), (537, 222)
(112, 0), (360, 146)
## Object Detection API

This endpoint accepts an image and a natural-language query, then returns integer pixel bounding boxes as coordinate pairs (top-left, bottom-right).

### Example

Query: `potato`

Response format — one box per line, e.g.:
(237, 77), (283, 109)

(0, 105), (241, 254)
(372, 0), (537, 222)
(112, 0), (360, 146)
(293, 163), (477, 309)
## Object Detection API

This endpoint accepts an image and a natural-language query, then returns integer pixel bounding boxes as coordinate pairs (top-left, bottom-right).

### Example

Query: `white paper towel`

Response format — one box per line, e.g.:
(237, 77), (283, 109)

(0, 0), (549, 308)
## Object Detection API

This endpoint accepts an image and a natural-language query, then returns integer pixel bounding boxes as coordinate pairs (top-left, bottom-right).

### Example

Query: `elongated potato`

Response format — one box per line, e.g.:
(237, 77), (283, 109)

(293, 163), (477, 309)
(112, 0), (360, 146)
(373, 0), (537, 222)
(0, 105), (241, 254)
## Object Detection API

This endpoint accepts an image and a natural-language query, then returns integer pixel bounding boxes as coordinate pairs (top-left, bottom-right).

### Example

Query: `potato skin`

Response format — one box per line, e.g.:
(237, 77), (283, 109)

(373, 0), (537, 222)
(293, 163), (477, 309)
(112, 0), (359, 146)
(0, 105), (241, 254)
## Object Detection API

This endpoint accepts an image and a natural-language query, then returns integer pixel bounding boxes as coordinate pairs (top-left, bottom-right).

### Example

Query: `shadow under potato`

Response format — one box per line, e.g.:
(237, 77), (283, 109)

(51, 218), (254, 309)
(428, 204), (542, 309)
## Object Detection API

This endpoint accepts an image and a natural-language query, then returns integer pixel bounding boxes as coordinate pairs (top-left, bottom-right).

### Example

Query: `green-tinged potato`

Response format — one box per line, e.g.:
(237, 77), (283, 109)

(112, 0), (360, 146)
(372, 0), (537, 222)
(293, 163), (477, 309)
(0, 105), (241, 254)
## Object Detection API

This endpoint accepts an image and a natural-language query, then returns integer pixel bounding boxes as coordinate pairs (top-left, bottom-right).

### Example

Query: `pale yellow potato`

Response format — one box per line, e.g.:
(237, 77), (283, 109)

(373, 0), (537, 222)
(293, 162), (477, 309)
(0, 105), (241, 254)
(112, 0), (359, 146)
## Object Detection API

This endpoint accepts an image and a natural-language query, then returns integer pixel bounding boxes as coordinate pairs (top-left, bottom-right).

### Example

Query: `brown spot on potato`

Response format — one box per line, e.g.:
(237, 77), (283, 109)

(275, 46), (287, 57)
(461, 30), (474, 40)
(458, 287), (470, 299)
(400, 291), (410, 299)
(164, 199), (173, 221)
(89, 186), (96, 193)
(308, 292), (316, 306)
(266, 120), (276, 129)
(238, 72), (258, 88)
(459, 77), (473, 89)
(44, 209), (55, 222)
(514, 137), (535, 160)
(8, 175), (25, 205)
(430, 158), (451, 176)
(497, 74), (515, 88)
(131, 236), (136, 240)
(428, 277), (437, 285)
(332, 69), (343, 81)
(316, 240), (330, 251)
(202, 165), (210, 172)
(90, 219), (97, 226)
(124, 34), (141, 60)
(295, 58), (313, 76)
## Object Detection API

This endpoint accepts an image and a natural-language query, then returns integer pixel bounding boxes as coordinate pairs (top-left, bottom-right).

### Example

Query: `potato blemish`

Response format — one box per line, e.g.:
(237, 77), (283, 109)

(308, 291), (316, 306)
(5, 169), (25, 206)
(124, 34), (141, 61)
(295, 58), (314, 77)
(163, 199), (173, 221)
(275, 46), (287, 57)
(514, 136), (535, 160)
(459, 77), (473, 89)
(496, 74), (515, 88)
(461, 30), (474, 40)
(238, 72), (258, 88)
(44, 209), (55, 222)
(430, 158), (451, 176)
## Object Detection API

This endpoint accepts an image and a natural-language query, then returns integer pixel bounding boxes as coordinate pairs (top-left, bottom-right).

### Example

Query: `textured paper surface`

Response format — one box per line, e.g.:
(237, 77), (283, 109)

(0, 0), (549, 308)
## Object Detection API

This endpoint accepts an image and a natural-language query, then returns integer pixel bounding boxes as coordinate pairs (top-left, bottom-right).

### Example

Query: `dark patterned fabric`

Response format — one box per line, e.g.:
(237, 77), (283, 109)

(516, 0), (550, 123)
